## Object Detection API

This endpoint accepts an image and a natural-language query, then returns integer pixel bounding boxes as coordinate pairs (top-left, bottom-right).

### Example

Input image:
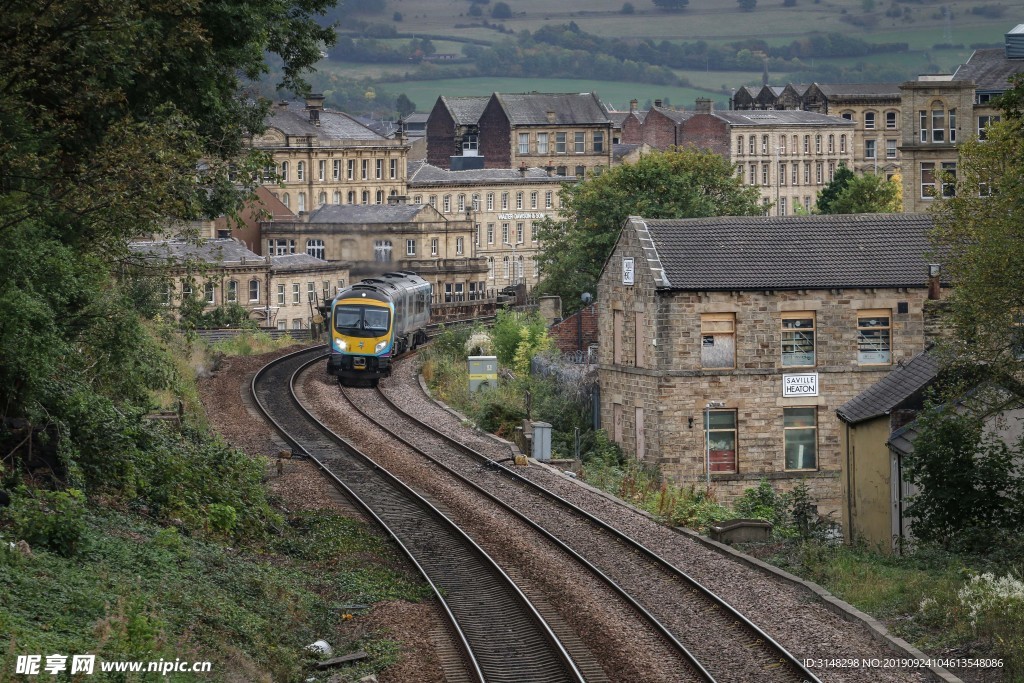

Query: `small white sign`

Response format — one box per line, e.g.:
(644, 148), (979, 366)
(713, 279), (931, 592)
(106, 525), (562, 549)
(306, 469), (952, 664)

(783, 373), (818, 397)
(622, 257), (635, 285)
(497, 212), (546, 220)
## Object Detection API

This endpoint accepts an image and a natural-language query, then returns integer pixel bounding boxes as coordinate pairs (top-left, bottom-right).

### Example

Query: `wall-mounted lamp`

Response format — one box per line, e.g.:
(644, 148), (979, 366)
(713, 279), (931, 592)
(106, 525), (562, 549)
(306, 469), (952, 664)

(928, 263), (941, 277)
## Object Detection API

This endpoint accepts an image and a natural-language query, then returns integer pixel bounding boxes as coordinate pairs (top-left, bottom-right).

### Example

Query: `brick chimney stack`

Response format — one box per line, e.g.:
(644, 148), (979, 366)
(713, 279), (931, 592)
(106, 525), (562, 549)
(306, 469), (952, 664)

(695, 97), (713, 114)
(305, 93), (325, 125)
(629, 98), (638, 112)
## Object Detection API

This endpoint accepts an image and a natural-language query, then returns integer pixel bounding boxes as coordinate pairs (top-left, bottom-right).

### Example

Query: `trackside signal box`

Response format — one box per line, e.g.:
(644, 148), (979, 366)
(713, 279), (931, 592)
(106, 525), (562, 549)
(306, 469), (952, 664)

(467, 356), (498, 392)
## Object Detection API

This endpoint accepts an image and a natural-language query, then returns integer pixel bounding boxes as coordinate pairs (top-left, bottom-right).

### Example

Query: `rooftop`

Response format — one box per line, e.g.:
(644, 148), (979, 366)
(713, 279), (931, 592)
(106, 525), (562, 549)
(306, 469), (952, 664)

(492, 92), (611, 126)
(305, 203), (433, 224)
(265, 101), (389, 141)
(837, 349), (940, 425)
(954, 48), (1024, 91)
(712, 110), (854, 126)
(129, 238), (265, 265)
(407, 160), (571, 186)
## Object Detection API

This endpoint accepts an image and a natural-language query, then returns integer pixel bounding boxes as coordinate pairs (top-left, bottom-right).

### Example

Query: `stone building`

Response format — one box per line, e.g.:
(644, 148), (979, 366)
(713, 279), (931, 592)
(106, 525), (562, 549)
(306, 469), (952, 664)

(260, 202), (488, 305)
(597, 213), (943, 517)
(899, 26), (1024, 212)
(268, 253), (352, 331)
(426, 92), (614, 176)
(407, 160), (573, 291)
(250, 95), (409, 213)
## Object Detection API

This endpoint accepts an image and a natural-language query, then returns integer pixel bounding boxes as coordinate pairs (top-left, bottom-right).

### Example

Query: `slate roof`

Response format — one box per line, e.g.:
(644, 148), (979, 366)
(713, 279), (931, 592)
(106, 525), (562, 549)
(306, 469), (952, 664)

(836, 349), (940, 425)
(629, 213), (944, 291)
(651, 106), (694, 124)
(306, 204), (431, 224)
(712, 110), (853, 127)
(612, 143), (642, 162)
(493, 92), (610, 125)
(438, 96), (490, 126)
(129, 239), (266, 265)
(814, 83), (902, 98)
(407, 160), (566, 186)
(953, 48), (1024, 91)
(265, 101), (386, 140)
(270, 253), (335, 271)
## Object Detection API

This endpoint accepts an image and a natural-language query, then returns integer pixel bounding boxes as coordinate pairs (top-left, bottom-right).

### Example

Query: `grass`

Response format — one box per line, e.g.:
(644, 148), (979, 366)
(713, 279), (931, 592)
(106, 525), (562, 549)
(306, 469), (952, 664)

(0, 508), (432, 682)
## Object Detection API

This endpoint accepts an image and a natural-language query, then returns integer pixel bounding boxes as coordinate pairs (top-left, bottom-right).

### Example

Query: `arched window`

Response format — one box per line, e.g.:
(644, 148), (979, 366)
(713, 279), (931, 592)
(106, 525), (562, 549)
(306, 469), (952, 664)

(885, 110), (898, 129)
(503, 256), (510, 278)
(297, 192), (306, 212)
(282, 193), (290, 208)
(375, 190), (384, 204)
(296, 161), (305, 181)
(827, 135), (834, 153)
(486, 193), (494, 210)
(840, 134), (847, 153)
(737, 135), (744, 155)
(347, 191), (355, 204)
(374, 240), (392, 262)
(318, 191), (327, 206)
(443, 195), (451, 212)
(516, 256), (524, 278)
(333, 191), (341, 204)
(248, 279), (260, 302)
(227, 280), (238, 303)
(864, 112), (876, 130)
(516, 192), (523, 209)
(814, 135), (822, 153)
(280, 161), (289, 181)
(361, 191), (369, 205)
(457, 194), (465, 212)
(487, 257), (494, 279)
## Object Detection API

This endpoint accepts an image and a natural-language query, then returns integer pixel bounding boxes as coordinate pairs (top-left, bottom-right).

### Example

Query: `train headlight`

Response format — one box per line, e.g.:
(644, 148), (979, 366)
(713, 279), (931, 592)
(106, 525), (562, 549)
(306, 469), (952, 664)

(335, 338), (347, 352)
(375, 340), (388, 353)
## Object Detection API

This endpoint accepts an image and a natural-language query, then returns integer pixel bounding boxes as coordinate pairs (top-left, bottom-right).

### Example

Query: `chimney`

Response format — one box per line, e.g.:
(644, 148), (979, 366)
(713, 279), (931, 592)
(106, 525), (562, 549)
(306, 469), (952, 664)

(654, 99), (663, 108)
(546, 163), (555, 177)
(629, 98), (638, 112)
(305, 93), (325, 125)
(519, 162), (527, 177)
(387, 194), (408, 205)
(695, 97), (713, 114)
(546, 110), (557, 123)
(927, 263), (942, 300)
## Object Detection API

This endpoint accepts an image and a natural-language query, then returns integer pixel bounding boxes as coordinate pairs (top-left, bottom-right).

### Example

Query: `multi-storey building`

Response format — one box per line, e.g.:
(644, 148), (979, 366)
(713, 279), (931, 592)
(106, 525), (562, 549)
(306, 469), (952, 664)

(899, 26), (1024, 212)
(250, 95), (409, 216)
(407, 160), (572, 290)
(597, 213), (942, 516)
(260, 201), (488, 305)
(427, 92), (614, 177)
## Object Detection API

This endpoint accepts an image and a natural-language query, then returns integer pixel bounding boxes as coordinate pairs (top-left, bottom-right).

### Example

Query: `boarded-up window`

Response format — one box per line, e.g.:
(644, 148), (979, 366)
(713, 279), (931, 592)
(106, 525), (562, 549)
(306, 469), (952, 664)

(634, 311), (645, 368)
(613, 309), (624, 365)
(701, 313), (735, 369)
(613, 403), (623, 443)
(635, 407), (645, 461)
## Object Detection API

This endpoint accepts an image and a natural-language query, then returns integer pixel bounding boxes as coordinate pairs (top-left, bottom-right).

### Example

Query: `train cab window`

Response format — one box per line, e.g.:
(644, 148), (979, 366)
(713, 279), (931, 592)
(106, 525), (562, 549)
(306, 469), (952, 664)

(334, 305), (390, 337)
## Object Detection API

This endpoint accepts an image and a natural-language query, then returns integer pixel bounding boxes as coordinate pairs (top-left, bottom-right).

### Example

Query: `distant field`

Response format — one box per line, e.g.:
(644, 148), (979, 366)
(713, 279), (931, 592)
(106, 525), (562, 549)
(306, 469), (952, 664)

(372, 77), (730, 113)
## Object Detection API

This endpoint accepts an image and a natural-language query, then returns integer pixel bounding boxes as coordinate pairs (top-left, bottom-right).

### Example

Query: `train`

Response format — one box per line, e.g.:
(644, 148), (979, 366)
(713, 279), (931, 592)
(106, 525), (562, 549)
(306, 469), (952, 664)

(325, 271), (432, 385)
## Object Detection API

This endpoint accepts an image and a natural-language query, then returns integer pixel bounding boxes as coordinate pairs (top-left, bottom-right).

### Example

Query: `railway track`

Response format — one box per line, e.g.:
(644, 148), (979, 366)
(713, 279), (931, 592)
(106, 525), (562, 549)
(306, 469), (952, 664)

(251, 346), (586, 683)
(334, 366), (821, 683)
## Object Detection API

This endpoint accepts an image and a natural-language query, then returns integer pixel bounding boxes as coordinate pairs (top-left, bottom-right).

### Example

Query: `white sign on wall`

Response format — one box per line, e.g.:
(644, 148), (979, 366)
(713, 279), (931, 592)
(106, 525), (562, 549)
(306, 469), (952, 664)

(783, 373), (819, 397)
(622, 257), (635, 285)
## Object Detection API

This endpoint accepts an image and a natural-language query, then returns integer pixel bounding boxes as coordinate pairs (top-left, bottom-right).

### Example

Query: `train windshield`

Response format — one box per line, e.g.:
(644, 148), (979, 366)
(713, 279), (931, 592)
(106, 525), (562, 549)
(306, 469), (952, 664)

(334, 305), (390, 338)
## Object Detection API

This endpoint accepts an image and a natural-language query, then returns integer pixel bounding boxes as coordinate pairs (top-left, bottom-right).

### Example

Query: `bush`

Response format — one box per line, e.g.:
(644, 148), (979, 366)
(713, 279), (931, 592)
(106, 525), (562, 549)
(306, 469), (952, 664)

(620, 2), (635, 13)
(734, 480), (789, 526)
(3, 487), (87, 556)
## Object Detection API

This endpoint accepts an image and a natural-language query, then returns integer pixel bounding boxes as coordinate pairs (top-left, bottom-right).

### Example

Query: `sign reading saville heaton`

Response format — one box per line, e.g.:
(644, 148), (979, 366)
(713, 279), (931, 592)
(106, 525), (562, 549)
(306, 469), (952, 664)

(782, 373), (818, 397)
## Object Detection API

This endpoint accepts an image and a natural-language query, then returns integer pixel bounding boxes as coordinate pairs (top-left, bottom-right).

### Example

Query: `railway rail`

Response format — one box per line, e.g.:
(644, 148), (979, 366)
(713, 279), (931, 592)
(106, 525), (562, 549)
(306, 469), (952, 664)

(334, 358), (822, 683)
(251, 346), (586, 683)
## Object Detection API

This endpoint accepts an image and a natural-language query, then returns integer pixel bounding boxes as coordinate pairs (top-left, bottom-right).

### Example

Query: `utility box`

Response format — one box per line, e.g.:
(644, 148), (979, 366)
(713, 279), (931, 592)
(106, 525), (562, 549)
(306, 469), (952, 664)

(532, 422), (552, 462)
(467, 356), (498, 392)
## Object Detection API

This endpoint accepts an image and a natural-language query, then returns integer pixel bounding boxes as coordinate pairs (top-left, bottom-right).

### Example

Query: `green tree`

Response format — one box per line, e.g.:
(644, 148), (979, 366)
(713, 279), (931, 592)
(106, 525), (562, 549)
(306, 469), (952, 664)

(738, 0), (757, 10)
(535, 148), (762, 312)
(930, 73), (1024, 385)
(814, 162), (855, 213)
(396, 93), (417, 117)
(821, 172), (902, 214)
(492, 2), (512, 19)
(652, 0), (689, 10)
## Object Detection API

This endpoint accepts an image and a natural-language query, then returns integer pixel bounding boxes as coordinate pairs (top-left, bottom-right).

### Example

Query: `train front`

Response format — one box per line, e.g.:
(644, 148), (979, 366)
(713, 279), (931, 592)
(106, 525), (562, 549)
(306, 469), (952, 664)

(327, 287), (395, 384)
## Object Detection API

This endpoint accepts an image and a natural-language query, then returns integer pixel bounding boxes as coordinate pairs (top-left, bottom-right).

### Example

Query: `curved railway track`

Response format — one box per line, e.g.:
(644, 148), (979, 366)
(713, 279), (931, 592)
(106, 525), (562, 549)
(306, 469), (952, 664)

(335, 361), (822, 683)
(251, 346), (586, 683)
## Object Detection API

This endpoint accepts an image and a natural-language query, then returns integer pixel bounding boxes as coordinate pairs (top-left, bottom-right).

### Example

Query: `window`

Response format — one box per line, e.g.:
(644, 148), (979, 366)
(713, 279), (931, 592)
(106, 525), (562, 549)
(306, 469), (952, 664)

(700, 313), (735, 369)
(463, 134), (478, 154)
(804, 196), (811, 211)
(428, 195), (437, 208)
(390, 158), (398, 179)
(780, 136), (787, 154)
(292, 283), (300, 305)
(347, 190), (355, 204)
(249, 279), (260, 302)
(318, 191), (327, 206)
(781, 313), (815, 366)
(803, 162), (810, 185)
(779, 196), (787, 216)
(204, 282), (215, 304)
(307, 281), (315, 303)
(864, 112), (876, 130)
(784, 408), (817, 470)
(516, 192), (523, 209)
(949, 109), (956, 142)
(857, 309), (892, 365)
(886, 139), (897, 159)
(515, 256), (523, 279)
(306, 239), (325, 259)
(374, 239), (392, 263)
(375, 190), (384, 204)
(333, 191), (341, 204)
(375, 159), (383, 179)
(816, 162), (823, 184)
(318, 160), (326, 181)
(865, 139), (876, 159)
(537, 133), (548, 155)
(921, 162), (936, 198)
(737, 135), (744, 155)
(705, 410), (737, 473)
(815, 135), (822, 154)
(931, 108), (945, 142)
(575, 165), (585, 178)
(457, 194), (465, 212)
(827, 134), (834, 153)
(486, 223), (494, 244)
(593, 131), (604, 152)
(296, 161), (305, 181)
(431, 238), (438, 256)
(519, 133), (529, 155)
(886, 111), (897, 129)
(840, 134), (847, 154)
(941, 161), (957, 197)
(443, 195), (451, 213)
(762, 135), (769, 154)
(276, 284), (285, 306)
(503, 256), (510, 278)
(281, 161), (289, 181)
(829, 162), (836, 182)
(555, 132), (566, 153)
(530, 191), (538, 209)
(516, 222), (524, 244)
(761, 163), (769, 186)
(531, 222), (538, 242)
(749, 136), (756, 155)
(472, 194), (480, 211)
(792, 163), (798, 186)
(574, 132), (585, 153)
(292, 319), (302, 330)
(545, 191), (553, 209)
(361, 159), (368, 180)
(841, 111), (853, 121)
(556, 165), (567, 176)
(979, 115), (1001, 140)
(487, 257), (494, 279)
(486, 193), (494, 211)
(803, 135), (810, 154)
(456, 237), (464, 255)
(333, 159), (341, 180)
(779, 162), (786, 186)
(346, 159), (355, 180)
(501, 223), (510, 244)
(749, 164), (756, 185)
(297, 192), (306, 212)
(498, 192), (507, 210)
(227, 280), (238, 303)
(406, 239), (416, 256)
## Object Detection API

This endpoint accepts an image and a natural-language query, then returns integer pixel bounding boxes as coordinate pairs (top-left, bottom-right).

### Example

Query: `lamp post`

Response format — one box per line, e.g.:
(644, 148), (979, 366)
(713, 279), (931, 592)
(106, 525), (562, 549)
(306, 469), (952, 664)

(774, 145), (785, 216)
(704, 400), (726, 487)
